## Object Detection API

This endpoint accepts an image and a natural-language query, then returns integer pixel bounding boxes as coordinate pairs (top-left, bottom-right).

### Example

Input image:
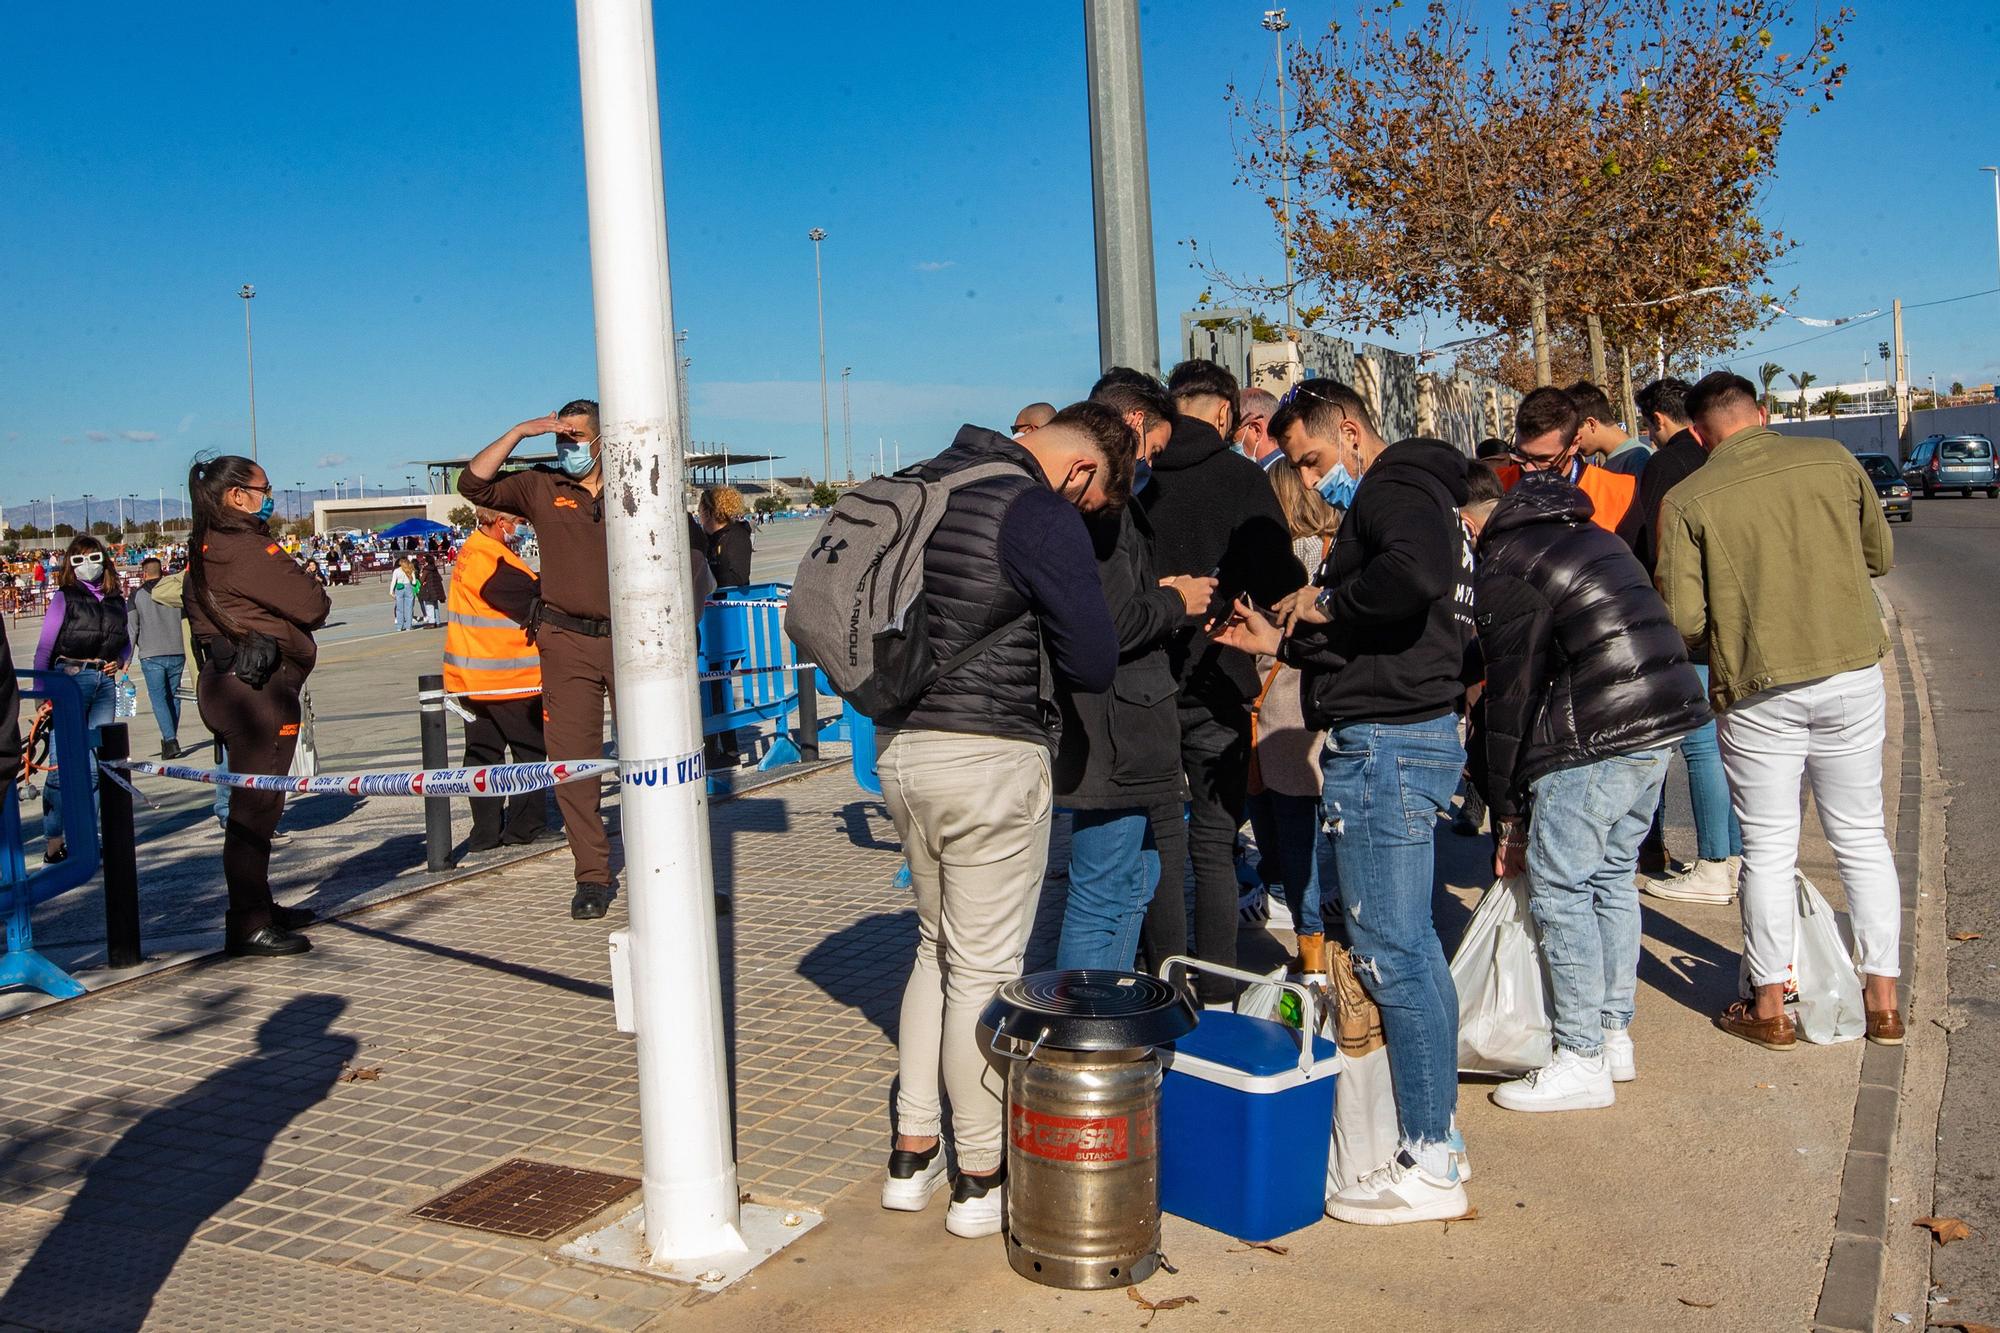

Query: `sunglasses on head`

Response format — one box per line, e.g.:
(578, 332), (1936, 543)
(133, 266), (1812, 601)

(1280, 379), (1350, 412)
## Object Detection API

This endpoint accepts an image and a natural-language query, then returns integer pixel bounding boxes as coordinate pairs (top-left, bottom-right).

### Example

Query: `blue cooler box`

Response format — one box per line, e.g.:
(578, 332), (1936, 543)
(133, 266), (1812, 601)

(1158, 1009), (1338, 1241)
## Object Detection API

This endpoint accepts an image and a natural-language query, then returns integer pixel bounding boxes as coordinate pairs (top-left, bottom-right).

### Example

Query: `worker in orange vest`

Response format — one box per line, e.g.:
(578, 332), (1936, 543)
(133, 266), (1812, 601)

(1494, 387), (1642, 548)
(443, 507), (548, 851)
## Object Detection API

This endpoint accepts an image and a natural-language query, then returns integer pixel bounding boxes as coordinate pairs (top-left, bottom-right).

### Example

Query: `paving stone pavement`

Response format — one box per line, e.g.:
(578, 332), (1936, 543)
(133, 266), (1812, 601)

(0, 767), (915, 1331)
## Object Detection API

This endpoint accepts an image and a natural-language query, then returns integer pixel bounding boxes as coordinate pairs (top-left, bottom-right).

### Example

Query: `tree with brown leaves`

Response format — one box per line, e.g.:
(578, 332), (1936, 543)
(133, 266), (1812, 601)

(1221, 0), (1851, 385)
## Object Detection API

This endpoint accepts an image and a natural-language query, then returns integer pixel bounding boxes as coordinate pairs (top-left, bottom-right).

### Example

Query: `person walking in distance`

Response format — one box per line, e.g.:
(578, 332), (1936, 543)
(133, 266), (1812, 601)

(1464, 471), (1708, 1110)
(1136, 359), (1303, 1003)
(445, 508), (548, 852)
(128, 557), (187, 760)
(875, 408), (1119, 1239)
(1224, 380), (1475, 1224)
(417, 553), (447, 628)
(459, 401), (628, 920)
(34, 535), (130, 864)
(390, 557), (419, 632)
(184, 455), (330, 957)
(1657, 372), (1905, 1048)
(1630, 376), (1745, 899)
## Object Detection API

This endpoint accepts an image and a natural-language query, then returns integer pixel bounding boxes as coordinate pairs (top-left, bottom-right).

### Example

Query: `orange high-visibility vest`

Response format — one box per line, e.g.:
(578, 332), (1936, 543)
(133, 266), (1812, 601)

(442, 529), (541, 701)
(1495, 461), (1636, 538)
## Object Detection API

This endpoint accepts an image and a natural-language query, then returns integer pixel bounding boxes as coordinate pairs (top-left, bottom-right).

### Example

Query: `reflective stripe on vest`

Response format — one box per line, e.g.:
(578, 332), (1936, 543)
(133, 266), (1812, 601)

(442, 530), (541, 700)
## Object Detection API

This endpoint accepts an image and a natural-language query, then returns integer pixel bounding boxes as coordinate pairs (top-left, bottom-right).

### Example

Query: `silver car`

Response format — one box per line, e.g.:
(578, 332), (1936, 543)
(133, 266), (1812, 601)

(1903, 434), (1998, 498)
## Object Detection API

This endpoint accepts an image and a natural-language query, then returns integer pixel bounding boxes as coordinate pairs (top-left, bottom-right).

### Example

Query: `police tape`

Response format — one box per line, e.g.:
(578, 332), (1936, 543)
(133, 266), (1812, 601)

(704, 599), (790, 609)
(103, 751), (712, 798)
(415, 662), (819, 703)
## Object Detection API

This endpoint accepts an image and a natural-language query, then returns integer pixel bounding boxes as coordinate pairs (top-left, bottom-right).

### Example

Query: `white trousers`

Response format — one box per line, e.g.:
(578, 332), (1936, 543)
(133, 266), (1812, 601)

(1717, 664), (1901, 986)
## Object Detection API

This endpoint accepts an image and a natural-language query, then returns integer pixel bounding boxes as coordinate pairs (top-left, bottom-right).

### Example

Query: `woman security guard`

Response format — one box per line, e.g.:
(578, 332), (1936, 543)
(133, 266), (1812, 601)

(185, 455), (332, 957)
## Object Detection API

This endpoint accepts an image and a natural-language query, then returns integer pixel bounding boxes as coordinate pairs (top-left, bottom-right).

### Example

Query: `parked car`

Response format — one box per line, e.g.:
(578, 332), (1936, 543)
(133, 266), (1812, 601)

(1854, 452), (1914, 523)
(1902, 433), (1998, 497)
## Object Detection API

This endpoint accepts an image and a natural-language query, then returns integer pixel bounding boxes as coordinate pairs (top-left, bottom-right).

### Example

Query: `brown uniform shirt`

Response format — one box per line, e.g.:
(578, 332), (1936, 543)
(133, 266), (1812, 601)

(186, 523), (333, 674)
(458, 465), (609, 621)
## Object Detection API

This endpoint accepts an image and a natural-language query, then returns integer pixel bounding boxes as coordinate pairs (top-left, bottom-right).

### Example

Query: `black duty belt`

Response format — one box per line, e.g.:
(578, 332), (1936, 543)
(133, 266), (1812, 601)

(538, 606), (612, 638)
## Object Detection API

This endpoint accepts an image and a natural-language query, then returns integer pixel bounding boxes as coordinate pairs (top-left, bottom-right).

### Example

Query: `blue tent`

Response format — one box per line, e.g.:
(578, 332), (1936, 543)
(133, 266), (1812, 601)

(377, 517), (452, 539)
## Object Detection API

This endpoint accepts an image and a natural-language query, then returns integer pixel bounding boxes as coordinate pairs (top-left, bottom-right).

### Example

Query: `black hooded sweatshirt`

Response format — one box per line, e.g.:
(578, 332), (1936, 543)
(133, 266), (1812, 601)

(1474, 473), (1710, 819)
(1281, 438), (1475, 729)
(1136, 414), (1304, 721)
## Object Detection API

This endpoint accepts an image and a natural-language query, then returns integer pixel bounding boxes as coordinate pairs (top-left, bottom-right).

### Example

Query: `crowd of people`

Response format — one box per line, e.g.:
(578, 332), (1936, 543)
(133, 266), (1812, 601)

(863, 359), (1904, 1239)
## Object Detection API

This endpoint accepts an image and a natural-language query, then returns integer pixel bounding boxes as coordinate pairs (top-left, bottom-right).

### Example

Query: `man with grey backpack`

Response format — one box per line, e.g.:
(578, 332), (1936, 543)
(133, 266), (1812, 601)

(788, 405), (1121, 1239)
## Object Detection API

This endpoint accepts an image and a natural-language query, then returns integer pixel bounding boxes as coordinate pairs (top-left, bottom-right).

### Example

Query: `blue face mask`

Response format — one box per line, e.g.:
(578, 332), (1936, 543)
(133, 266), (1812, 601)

(1318, 462), (1357, 509)
(255, 494), (275, 522)
(1132, 458), (1153, 494)
(556, 437), (598, 478)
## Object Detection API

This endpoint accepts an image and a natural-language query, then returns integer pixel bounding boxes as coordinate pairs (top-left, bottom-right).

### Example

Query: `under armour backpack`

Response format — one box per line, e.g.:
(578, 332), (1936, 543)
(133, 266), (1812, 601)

(784, 462), (1025, 717)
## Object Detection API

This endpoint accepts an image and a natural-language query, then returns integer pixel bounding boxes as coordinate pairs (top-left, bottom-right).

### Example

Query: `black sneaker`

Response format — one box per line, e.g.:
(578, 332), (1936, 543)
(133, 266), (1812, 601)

(160, 739), (182, 761)
(880, 1142), (946, 1212)
(945, 1165), (1005, 1239)
(570, 883), (613, 920)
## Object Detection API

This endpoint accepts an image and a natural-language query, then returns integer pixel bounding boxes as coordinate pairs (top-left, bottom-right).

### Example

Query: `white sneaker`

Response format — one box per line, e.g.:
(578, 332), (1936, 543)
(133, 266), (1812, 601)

(1603, 1028), (1636, 1083)
(944, 1170), (1005, 1238)
(1493, 1047), (1615, 1113)
(1641, 857), (1736, 905)
(1448, 1125), (1472, 1183)
(1326, 1153), (1468, 1226)
(880, 1144), (947, 1212)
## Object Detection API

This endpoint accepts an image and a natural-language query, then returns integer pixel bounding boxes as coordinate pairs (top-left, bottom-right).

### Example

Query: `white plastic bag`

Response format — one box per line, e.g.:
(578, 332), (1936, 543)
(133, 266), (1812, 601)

(287, 684), (318, 780)
(1792, 874), (1866, 1045)
(1449, 877), (1554, 1075)
(1328, 1045), (1399, 1196)
(1234, 965), (1291, 1024)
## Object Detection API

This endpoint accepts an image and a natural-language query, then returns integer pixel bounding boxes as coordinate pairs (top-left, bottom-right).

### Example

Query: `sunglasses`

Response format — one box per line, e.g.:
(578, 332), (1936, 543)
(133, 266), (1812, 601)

(1280, 379), (1348, 410)
(67, 553), (102, 567)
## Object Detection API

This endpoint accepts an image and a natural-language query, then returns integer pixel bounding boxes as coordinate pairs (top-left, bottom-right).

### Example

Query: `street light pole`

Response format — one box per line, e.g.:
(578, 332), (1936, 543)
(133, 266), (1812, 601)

(574, 0), (770, 1280)
(1263, 8), (1294, 337)
(675, 328), (692, 457)
(238, 285), (259, 462)
(1083, 0), (1160, 375)
(1983, 167), (2000, 288)
(82, 494), (93, 536)
(808, 228), (830, 485)
(840, 366), (852, 482)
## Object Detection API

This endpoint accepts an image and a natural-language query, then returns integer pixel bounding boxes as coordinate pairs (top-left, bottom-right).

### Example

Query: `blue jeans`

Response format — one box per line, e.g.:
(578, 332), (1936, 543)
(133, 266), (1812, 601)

(394, 587), (416, 631)
(1056, 809), (1158, 970)
(1526, 750), (1669, 1056)
(1321, 713), (1464, 1154)
(45, 666), (117, 840)
(140, 655), (183, 744)
(1651, 664), (1743, 861)
(1245, 789), (1324, 936)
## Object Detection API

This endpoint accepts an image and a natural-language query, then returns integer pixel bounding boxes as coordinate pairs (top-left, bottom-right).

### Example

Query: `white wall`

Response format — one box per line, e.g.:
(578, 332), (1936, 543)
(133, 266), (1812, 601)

(1768, 401), (2000, 462)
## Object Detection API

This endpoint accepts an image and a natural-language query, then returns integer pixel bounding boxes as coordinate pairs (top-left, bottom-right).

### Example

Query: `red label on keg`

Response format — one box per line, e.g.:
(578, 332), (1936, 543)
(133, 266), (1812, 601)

(1009, 1105), (1129, 1162)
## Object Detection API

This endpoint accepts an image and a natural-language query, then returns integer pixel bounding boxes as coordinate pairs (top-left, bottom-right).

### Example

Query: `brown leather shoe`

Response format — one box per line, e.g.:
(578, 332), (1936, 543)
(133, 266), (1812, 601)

(1865, 1008), (1905, 1045)
(1716, 1000), (1796, 1051)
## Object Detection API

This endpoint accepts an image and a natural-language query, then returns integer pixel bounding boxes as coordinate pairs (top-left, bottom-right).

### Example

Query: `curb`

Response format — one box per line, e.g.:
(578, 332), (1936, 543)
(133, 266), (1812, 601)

(1812, 600), (1929, 1332)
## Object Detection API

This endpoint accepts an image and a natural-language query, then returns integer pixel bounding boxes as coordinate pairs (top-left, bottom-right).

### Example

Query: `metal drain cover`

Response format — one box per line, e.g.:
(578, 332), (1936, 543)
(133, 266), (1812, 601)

(414, 1159), (639, 1240)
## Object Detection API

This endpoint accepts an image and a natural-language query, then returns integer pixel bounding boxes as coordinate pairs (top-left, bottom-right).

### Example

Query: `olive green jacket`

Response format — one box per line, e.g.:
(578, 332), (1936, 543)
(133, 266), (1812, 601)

(1655, 425), (1891, 712)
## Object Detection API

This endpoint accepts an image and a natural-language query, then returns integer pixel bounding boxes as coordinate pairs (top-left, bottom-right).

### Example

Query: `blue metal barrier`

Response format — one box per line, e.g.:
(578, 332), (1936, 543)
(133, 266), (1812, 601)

(1, 671), (106, 999)
(698, 583), (858, 787)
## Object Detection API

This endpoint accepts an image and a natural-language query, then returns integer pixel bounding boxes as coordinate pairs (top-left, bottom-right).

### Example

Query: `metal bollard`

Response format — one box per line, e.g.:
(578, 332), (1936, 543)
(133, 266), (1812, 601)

(418, 673), (455, 871)
(795, 667), (820, 762)
(96, 722), (143, 968)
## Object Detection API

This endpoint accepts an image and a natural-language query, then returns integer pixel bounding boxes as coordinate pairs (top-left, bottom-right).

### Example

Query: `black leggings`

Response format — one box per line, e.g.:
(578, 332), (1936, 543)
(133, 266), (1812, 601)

(197, 660), (303, 935)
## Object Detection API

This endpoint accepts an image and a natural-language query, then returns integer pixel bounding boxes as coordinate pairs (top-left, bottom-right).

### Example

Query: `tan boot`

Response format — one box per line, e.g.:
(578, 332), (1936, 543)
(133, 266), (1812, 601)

(1296, 932), (1326, 977)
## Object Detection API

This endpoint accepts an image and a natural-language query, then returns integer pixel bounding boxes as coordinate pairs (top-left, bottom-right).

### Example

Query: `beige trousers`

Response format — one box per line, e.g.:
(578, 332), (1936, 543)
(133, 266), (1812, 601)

(881, 728), (1053, 1174)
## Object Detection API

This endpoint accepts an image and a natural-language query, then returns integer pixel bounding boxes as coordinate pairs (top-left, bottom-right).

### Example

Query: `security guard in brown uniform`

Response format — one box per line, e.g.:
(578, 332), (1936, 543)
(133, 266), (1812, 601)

(459, 400), (624, 920)
(460, 401), (717, 921)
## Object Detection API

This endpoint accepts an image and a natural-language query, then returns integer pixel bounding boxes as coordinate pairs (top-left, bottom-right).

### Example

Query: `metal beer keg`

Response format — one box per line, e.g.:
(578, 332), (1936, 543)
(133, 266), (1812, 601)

(979, 970), (1197, 1290)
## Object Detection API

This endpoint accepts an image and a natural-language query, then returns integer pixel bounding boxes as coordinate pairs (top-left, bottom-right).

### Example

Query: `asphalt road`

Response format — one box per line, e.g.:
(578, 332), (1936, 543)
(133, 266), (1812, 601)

(1876, 492), (2000, 1314)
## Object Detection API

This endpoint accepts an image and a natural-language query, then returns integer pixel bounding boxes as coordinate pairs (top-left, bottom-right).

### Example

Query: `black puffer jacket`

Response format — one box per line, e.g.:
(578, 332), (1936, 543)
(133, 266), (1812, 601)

(1474, 473), (1711, 819)
(1054, 502), (1187, 809)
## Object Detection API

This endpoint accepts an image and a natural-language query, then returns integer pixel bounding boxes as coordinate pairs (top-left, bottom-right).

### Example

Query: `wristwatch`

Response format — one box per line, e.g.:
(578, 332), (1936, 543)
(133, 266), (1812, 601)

(1314, 585), (1336, 615)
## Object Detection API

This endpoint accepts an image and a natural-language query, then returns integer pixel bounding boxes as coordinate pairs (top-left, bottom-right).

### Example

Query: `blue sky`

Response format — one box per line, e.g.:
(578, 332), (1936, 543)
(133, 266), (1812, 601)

(3, 0), (1998, 506)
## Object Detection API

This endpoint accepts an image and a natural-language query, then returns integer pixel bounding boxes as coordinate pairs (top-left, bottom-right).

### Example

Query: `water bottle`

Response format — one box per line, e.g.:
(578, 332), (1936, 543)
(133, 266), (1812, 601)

(116, 674), (138, 720)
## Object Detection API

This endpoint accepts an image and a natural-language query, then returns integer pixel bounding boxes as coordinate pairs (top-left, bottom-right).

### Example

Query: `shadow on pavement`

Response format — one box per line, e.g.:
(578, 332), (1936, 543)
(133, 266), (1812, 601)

(1638, 905), (1739, 1016)
(0, 995), (356, 1333)
(796, 910), (916, 1044)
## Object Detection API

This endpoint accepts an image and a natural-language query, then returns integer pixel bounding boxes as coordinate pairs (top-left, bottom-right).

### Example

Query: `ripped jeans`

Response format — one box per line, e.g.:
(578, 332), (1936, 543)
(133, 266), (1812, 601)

(1321, 714), (1463, 1161)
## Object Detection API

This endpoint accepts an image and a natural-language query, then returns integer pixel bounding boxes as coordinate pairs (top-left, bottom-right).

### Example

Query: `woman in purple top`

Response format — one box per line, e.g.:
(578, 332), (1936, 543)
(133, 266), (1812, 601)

(35, 535), (130, 862)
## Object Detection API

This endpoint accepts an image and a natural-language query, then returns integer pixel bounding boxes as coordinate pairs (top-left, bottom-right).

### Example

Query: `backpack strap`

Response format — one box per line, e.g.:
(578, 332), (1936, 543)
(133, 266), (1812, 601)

(934, 610), (1032, 683)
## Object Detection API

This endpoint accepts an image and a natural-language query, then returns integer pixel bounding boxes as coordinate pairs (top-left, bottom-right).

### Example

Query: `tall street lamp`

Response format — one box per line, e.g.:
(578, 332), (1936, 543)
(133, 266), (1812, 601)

(238, 284), (259, 461)
(1983, 167), (2000, 287)
(840, 366), (853, 482)
(808, 228), (830, 484)
(82, 493), (93, 535)
(1263, 8), (1295, 336)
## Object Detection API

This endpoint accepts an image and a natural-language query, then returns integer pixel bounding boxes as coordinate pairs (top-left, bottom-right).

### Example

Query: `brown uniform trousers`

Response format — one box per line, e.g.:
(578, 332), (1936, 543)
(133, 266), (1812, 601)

(538, 624), (615, 886)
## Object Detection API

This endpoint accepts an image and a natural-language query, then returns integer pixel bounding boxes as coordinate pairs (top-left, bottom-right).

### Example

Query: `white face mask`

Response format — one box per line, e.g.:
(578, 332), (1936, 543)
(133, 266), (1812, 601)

(74, 557), (104, 583)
